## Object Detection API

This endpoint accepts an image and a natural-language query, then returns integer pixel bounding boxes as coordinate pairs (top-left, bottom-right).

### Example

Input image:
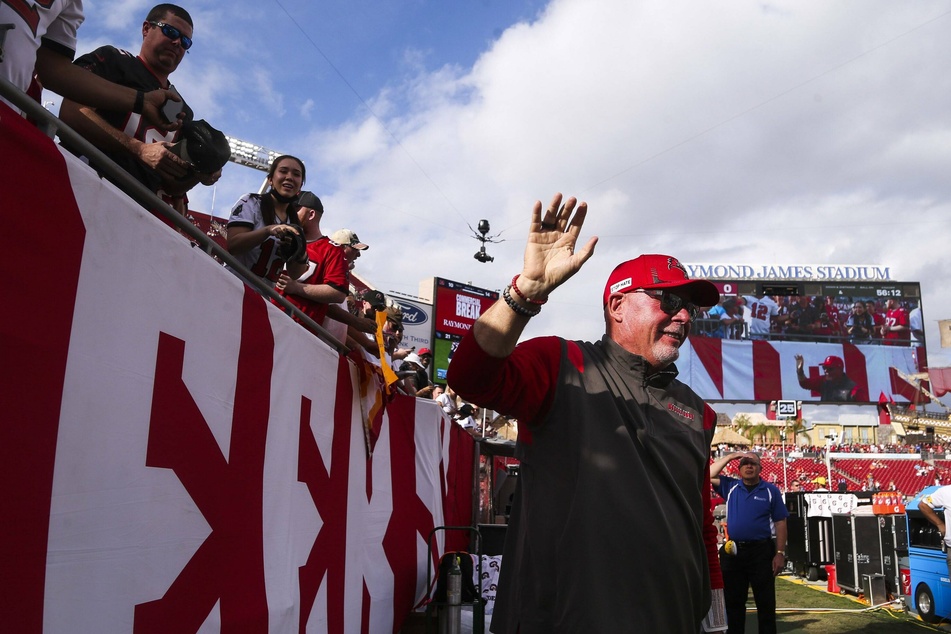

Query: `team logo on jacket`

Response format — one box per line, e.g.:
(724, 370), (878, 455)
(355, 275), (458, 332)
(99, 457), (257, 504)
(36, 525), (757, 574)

(668, 403), (695, 421)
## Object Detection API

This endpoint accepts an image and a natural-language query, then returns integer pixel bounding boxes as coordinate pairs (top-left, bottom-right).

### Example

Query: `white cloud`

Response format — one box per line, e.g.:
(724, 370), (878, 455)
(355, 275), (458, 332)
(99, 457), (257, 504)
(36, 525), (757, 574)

(300, 98), (315, 120)
(95, 0), (151, 31)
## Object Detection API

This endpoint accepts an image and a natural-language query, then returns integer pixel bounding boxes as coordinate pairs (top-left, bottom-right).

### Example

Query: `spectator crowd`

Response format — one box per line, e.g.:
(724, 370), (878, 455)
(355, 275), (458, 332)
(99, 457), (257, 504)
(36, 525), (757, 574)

(694, 294), (922, 346)
(712, 441), (951, 498)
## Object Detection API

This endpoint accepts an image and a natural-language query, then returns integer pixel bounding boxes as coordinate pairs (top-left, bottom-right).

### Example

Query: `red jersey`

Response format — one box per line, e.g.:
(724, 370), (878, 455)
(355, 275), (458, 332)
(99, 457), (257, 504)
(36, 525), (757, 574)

(883, 307), (910, 345)
(283, 237), (349, 324)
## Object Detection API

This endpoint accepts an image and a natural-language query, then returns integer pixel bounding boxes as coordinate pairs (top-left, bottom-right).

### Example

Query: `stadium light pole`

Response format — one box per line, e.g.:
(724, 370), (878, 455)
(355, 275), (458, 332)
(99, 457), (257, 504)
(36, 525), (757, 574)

(780, 427), (788, 491)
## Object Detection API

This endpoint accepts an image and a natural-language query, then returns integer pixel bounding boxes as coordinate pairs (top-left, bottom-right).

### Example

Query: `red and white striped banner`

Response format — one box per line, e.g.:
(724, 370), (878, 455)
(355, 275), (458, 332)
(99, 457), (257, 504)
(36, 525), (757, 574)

(0, 104), (472, 633)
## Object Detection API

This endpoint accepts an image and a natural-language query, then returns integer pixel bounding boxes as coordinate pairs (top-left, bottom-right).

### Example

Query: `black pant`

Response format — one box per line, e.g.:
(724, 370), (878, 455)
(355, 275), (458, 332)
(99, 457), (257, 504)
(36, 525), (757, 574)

(719, 540), (776, 634)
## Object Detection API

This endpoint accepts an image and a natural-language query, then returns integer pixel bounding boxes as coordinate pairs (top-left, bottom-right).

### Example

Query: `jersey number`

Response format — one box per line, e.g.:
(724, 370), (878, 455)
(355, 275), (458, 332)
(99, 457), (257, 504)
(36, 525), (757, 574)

(251, 239), (284, 282)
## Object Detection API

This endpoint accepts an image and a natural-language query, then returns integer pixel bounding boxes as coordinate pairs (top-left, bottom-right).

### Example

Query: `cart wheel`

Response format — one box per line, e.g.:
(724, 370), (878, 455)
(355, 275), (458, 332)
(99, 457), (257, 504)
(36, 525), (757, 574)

(806, 566), (819, 582)
(915, 583), (939, 624)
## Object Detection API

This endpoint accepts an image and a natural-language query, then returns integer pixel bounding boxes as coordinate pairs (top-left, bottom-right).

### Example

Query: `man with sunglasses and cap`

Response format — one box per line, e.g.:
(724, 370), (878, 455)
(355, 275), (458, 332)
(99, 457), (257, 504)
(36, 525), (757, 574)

(710, 451), (788, 634)
(447, 193), (725, 633)
(61, 4), (219, 213)
(794, 354), (867, 402)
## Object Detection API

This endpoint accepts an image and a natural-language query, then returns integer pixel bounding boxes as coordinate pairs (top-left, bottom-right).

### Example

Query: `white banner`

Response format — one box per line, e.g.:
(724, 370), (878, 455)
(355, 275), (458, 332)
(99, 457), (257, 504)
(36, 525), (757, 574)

(0, 109), (471, 633)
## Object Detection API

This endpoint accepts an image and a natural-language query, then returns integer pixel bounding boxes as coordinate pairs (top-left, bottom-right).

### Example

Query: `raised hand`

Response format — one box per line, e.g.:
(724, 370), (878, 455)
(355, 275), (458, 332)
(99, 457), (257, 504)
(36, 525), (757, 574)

(516, 193), (598, 301)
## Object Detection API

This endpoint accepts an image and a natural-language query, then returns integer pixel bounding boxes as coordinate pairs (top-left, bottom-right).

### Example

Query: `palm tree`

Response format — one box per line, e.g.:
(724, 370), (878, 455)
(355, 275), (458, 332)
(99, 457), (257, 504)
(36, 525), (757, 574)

(754, 423), (782, 445)
(733, 415), (781, 445)
(782, 417), (806, 446)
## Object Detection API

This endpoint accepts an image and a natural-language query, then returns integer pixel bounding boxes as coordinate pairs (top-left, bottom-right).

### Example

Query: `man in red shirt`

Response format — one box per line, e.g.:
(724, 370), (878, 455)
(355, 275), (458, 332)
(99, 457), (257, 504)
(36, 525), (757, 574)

(880, 298), (910, 346)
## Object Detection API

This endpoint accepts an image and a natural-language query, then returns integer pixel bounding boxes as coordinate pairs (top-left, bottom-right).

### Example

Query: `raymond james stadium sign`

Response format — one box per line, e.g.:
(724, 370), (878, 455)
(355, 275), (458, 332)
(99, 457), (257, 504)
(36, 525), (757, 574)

(684, 264), (892, 281)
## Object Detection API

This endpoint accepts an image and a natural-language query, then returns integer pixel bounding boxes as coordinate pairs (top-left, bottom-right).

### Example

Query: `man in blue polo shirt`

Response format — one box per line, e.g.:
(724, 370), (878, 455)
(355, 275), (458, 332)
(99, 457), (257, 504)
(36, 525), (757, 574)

(711, 451), (788, 634)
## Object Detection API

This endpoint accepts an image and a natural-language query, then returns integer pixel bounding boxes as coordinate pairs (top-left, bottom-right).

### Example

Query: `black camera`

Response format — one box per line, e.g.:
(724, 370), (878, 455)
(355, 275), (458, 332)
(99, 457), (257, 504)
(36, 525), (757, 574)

(474, 247), (494, 263)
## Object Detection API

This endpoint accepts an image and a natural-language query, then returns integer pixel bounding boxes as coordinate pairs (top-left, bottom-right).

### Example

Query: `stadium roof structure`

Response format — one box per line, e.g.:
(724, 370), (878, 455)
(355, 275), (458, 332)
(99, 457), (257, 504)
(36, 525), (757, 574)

(712, 427), (752, 446)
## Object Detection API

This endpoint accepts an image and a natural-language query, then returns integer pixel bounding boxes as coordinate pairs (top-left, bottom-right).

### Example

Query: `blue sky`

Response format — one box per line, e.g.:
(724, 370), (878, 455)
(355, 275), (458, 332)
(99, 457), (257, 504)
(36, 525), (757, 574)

(61, 0), (951, 412)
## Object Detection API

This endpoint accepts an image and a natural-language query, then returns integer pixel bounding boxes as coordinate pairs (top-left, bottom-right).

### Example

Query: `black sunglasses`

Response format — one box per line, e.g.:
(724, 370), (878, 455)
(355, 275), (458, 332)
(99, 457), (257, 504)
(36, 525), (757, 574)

(149, 21), (193, 50)
(633, 289), (700, 320)
(739, 458), (761, 467)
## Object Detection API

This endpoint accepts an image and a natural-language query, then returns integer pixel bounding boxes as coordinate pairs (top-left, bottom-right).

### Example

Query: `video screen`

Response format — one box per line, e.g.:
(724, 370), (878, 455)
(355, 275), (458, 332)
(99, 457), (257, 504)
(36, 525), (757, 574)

(675, 280), (926, 404)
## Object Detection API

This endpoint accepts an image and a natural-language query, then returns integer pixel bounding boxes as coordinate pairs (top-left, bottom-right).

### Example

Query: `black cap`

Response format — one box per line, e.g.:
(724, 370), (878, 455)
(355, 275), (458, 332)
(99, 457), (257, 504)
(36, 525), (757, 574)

(362, 289), (386, 310)
(297, 191), (324, 214)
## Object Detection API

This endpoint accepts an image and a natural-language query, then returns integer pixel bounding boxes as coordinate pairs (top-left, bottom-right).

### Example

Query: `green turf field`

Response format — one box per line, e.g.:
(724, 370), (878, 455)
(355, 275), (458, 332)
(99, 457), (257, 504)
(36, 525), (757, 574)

(739, 576), (948, 633)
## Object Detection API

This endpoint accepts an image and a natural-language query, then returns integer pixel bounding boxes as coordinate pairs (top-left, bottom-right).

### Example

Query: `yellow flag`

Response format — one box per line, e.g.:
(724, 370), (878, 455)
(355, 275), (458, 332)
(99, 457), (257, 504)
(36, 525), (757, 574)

(375, 311), (400, 388)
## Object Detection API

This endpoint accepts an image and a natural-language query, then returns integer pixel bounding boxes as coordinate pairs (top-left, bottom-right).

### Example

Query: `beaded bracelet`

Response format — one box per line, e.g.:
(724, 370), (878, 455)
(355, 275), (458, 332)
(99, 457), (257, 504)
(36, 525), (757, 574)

(502, 285), (541, 317)
(511, 275), (548, 305)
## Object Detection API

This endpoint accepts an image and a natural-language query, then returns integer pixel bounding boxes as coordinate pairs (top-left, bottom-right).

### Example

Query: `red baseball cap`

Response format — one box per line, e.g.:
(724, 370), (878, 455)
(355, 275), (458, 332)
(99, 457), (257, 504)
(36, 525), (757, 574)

(819, 355), (844, 369)
(418, 348), (432, 357)
(602, 254), (719, 307)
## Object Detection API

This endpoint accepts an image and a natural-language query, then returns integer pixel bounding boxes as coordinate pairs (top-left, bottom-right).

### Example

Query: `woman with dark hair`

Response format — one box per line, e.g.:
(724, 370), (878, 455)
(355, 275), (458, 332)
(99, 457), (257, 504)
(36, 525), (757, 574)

(226, 155), (310, 287)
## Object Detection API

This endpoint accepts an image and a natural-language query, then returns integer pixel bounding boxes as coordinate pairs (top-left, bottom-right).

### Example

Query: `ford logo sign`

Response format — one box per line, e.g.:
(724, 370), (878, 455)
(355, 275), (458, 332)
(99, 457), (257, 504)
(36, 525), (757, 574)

(395, 301), (428, 325)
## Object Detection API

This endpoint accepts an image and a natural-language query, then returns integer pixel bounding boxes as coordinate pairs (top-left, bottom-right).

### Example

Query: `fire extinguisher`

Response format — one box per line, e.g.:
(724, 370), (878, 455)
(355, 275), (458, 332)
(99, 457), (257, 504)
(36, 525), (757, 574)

(440, 555), (462, 634)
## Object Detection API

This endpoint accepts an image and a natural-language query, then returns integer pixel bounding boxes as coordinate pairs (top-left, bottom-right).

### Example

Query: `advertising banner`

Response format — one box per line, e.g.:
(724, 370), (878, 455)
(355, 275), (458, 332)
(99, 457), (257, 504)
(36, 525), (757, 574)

(428, 278), (499, 383)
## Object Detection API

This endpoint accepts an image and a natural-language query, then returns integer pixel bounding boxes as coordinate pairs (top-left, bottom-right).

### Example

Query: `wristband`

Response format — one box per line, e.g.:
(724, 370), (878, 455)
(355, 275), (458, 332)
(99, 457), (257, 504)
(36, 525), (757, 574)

(132, 90), (145, 114)
(511, 275), (548, 305)
(502, 286), (541, 317)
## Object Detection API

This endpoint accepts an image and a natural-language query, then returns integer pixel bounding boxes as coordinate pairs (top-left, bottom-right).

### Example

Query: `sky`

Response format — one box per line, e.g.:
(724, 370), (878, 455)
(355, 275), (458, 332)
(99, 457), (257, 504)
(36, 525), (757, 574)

(63, 0), (951, 415)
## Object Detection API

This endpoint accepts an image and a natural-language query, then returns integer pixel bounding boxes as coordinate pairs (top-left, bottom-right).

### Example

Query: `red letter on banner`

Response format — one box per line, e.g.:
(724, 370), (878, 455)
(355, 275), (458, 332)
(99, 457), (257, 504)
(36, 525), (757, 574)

(297, 356), (354, 633)
(383, 396), (438, 625)
(134, 289), (272, 632)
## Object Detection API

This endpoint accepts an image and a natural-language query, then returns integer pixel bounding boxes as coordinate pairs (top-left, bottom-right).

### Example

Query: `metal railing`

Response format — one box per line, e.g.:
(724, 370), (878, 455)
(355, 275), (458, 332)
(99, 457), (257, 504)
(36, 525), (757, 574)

(0, 77), (348, 353)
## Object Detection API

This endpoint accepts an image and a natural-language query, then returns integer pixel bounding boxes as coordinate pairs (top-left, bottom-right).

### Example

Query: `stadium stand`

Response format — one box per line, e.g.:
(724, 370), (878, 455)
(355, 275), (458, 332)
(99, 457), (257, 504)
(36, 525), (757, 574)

(714, 450), (948, 497)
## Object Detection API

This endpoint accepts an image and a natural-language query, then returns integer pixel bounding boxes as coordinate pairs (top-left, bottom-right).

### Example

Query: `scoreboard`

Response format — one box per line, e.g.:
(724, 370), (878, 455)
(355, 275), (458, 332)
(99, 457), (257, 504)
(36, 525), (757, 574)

(427, 277), (499, 384)
(709, 280), (921, 301)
